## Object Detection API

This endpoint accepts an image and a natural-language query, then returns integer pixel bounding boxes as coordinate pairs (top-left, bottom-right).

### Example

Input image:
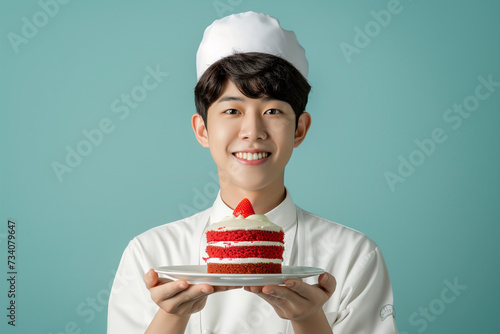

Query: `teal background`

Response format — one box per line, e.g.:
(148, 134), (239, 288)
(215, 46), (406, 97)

(1, 0), (499, 333)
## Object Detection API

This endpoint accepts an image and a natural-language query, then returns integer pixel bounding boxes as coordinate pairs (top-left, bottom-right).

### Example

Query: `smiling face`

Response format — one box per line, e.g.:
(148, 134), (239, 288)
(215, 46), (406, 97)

(192, 80), (311, 211)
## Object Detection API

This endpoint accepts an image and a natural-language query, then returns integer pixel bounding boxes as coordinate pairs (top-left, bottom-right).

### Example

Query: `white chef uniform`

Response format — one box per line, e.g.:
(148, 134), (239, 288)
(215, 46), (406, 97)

(108, 191), (398, 334)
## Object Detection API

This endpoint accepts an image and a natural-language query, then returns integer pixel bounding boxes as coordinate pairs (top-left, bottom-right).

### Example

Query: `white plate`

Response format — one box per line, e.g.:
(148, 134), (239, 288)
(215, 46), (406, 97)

(155, 265), (325, 286)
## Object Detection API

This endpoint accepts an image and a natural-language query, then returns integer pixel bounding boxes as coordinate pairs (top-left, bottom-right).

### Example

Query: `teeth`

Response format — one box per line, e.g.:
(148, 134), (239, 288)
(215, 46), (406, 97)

(235, 152), (269, 161)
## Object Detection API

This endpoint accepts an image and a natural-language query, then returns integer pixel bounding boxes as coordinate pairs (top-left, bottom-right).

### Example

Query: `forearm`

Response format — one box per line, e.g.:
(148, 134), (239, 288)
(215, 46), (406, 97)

(145, 309), (190, 334)
(291, 309), (333, 334)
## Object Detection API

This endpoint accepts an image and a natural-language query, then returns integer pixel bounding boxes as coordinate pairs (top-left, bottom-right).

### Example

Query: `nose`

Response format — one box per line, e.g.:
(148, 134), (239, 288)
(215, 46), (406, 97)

(239, 112), (268, 141)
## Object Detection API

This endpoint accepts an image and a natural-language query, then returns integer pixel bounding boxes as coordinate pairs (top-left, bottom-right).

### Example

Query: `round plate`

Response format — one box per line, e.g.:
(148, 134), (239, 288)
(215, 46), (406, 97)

(155, 265), (325, 286)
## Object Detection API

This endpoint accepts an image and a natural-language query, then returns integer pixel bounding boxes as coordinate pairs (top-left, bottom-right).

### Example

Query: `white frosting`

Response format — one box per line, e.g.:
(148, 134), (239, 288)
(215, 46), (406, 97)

(207, 241), (284, 247)
(206, 214), (283, 232)
(207, 257), (282, 264)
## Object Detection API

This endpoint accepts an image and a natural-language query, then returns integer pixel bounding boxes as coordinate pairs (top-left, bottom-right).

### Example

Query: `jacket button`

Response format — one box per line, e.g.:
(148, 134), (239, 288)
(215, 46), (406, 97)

(202, 330), (211, 334)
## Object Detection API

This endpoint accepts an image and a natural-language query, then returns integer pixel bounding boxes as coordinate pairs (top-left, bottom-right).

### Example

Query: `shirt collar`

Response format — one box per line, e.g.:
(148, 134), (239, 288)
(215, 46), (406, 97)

(209, 190), (297, 230)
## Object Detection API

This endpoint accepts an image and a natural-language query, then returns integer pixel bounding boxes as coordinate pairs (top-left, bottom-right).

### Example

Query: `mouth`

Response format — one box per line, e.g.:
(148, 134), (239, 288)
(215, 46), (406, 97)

(233, 151), (271, 162)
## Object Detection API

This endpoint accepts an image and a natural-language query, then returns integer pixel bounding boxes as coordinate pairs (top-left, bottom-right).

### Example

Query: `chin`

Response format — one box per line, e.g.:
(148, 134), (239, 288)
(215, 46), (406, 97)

(232, 177), (277, 192)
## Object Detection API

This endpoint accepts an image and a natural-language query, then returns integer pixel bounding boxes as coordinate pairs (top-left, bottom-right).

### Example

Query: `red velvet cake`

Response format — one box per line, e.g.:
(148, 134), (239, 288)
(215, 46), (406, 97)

(205, 198), (284, 274)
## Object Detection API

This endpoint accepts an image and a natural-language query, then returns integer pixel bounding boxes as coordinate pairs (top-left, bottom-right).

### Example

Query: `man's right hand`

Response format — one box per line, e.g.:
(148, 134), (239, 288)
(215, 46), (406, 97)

(144, 268), (237, 317)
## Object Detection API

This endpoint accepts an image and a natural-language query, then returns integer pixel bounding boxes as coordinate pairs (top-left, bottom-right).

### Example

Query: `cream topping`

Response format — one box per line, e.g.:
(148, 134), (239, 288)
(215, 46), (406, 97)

(207, 241), (284, 247)
(206, 214), (283, 232)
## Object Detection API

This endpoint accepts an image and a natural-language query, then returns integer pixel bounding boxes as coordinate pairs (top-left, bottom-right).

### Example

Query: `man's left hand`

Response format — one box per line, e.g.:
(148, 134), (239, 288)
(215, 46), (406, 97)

(244, 272), (336, 322)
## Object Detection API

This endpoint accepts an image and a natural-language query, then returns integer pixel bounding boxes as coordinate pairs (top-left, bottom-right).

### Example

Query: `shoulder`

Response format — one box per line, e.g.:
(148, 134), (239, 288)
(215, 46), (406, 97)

(295, 206), (391, 291)
(297, 207), (375, 245)
(296, 206), (380, 267)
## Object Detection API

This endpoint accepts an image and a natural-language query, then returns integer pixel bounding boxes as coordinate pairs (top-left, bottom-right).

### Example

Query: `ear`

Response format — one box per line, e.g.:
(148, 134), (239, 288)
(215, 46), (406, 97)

(191, 113), (209, 148)
(294, 112), (311, 148)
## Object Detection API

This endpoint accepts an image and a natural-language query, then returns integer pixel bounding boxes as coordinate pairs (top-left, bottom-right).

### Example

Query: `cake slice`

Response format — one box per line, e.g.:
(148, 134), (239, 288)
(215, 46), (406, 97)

(205, 198), (284, 274)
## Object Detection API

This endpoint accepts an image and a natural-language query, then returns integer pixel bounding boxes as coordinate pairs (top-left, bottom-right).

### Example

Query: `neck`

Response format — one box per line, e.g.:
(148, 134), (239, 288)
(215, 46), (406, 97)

(220, 183), (286, 214)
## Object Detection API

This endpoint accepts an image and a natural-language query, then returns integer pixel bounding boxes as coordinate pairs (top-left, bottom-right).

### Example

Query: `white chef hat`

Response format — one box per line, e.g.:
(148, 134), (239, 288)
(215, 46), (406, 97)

(196, 11), (308, 81)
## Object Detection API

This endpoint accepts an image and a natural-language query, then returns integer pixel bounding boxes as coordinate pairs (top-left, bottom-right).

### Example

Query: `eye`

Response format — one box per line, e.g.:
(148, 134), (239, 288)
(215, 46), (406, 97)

(223, 109), (240, 115)
(265, 109), (281, 115)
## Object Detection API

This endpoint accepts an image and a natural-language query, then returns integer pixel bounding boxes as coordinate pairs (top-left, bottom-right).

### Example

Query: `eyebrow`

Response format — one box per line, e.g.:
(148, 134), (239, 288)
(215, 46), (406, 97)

(217, 96), (245, 103)
(216, 96), (280, 103)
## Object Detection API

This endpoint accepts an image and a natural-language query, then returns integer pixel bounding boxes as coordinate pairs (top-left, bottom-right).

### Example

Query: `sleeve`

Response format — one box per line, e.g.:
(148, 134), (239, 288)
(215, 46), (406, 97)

(328, 247), (399, 334)
(107, 239), (159, 334)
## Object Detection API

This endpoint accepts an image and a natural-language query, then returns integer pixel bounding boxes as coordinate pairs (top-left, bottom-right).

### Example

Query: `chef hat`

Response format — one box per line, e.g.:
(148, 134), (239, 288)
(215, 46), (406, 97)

(196, 11), (308, 81)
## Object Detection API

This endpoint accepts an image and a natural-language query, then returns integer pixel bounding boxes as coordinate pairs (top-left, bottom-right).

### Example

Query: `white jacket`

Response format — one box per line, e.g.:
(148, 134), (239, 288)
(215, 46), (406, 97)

(108, 192), (398, 334)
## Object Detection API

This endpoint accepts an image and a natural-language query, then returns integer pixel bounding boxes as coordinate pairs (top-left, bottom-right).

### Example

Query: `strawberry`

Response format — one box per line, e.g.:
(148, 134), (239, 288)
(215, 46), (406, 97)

(233, 198), (255, 218)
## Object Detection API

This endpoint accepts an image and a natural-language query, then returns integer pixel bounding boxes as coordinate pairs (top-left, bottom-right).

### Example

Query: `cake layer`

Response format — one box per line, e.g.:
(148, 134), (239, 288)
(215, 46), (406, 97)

(206, 245), (284, 259)
(204, 200), (285, 275)
(206, 230), (284, 243)
(207, 262), (282, 274)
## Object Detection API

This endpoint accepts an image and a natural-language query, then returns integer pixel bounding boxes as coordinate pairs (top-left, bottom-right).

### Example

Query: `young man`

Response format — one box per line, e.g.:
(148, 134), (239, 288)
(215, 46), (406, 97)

(108, 12), (398, 334)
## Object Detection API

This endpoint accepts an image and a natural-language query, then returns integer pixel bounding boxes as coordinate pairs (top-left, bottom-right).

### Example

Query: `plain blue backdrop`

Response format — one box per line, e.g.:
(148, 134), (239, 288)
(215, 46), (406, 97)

(1, 0), (499, 333)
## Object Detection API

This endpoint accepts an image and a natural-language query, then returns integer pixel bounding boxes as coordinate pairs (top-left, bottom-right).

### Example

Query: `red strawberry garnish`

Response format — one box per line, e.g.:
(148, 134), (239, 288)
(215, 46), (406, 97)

(233, 198), (255, 218)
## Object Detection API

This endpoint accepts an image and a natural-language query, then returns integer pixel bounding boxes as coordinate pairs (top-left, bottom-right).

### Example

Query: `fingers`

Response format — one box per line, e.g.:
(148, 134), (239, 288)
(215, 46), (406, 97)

(284, 279), (307, 295)
(157, 276), (171, 284)
(262, 283), (301, 301)
(249, 280), (314, 302)
(144, 267), (240, 302)
(143, 268), (241, 317)
(149, 281), (206, 308)
(144, 269), (174, 289)
(318, 272), (336, 297)
(243, 273), (337, 321)
(245, 272), (337, 302)
(244, 286), (262, 293)
(281, 273), (336, 300)
(144, 269), (159, 289)
(153, 281), (192, 301)
(144, 269), (193, 303)
(151, 282), (239, 306)
(151, 283), (212, 316)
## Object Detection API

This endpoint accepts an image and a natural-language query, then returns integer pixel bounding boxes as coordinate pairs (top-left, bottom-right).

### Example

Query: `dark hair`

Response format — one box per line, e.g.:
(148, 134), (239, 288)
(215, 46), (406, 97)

(194, 52), (311, 128)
